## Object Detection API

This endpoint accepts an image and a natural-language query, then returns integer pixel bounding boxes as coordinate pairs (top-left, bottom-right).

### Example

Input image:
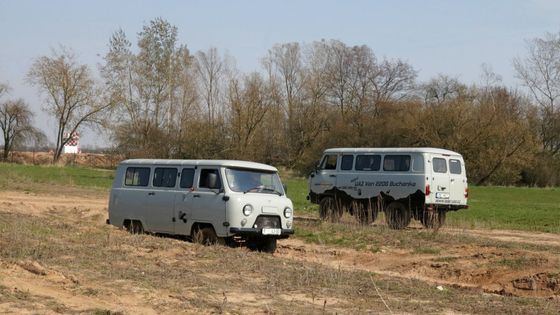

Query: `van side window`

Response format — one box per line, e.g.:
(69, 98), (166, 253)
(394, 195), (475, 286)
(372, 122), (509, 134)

(153, 168), (178, 188)
(355, 155), (381, 171)
(433, 158), (448, 173)
(124, 167), (150, 186)
(383, 155), (411, 172)
(180, 168), (195, 188)
(320, 155), (338, 170)
(412, 155), (425, 172)
(340, 155), (354, 170)
(449, 159), (462, 174)
(199, 169), (222, 189)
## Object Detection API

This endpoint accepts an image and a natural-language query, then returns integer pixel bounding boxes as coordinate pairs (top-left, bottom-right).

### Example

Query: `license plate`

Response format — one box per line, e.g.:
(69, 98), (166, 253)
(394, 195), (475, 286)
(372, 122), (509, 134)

(262, 228), (281, 235)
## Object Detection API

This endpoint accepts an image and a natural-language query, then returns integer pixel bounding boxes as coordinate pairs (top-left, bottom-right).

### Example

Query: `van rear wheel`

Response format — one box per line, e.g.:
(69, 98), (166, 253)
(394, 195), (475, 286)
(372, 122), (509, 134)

(420, 209), (447, 229)
(127, 220), (144, 234)
(385, 202), (411, 230)
(319, 197), (342, 223)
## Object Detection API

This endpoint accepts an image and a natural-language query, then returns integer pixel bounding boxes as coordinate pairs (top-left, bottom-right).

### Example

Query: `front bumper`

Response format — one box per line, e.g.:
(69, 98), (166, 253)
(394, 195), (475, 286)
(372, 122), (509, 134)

(229, 227), (294, 238)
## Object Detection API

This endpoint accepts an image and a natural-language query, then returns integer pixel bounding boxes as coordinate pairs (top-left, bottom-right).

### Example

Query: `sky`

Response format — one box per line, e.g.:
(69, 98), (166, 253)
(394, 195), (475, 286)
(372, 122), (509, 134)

(1, 0), (560, 148)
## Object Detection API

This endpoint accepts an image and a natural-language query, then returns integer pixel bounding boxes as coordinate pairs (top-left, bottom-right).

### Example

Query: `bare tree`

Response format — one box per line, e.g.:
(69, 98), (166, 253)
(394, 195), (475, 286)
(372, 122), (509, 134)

(421, 74), (463, 105)
(0, 82), (9, 98)
(195, 47), (229, 126)
(227, 73), (271, 158)
(27, 47), (111, 162)
(0, 99), (36, 160)
(263, 42), (309, 164)
(514, 32), (560, 155)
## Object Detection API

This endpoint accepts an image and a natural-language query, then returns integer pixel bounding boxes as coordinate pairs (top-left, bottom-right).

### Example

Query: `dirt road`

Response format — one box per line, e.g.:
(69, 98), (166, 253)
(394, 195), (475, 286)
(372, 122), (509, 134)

(1, 190), (559, 314)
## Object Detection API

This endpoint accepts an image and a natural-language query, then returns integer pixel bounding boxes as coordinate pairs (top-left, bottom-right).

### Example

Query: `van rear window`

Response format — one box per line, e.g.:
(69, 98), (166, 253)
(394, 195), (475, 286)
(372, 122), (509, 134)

(153, 168), (178, 187)
(383, 155), (411, 172)
(125, 167), (150, 186)
(449, 159), (462, 174)
(355, 155), (381, 171)
(433, 158), (448, 173)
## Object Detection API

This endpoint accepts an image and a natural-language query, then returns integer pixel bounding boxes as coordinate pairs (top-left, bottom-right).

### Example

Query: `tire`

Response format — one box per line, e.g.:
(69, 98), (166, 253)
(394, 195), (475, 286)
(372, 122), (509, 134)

(385, 202), (411, 230)
(192, 226), (224, 246)
(353, 201), (378, 225)
(128, 220), (144, 234)
(420, 209), (447, 229)
(258, 237), (277, 253)
(319, 197), (342, 223)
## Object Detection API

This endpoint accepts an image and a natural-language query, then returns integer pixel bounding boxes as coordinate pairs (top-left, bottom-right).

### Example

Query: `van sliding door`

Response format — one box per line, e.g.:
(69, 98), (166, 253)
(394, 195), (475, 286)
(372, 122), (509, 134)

(146, 167), (178, 234)
(174, 167), (196, 236)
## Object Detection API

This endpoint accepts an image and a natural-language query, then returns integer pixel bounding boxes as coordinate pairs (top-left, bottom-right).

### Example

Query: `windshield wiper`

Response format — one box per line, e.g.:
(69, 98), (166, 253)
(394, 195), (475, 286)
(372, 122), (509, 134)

(261, 187), (283, 196)
(243, 186), (282, 196)
(243, 186), (263, 194)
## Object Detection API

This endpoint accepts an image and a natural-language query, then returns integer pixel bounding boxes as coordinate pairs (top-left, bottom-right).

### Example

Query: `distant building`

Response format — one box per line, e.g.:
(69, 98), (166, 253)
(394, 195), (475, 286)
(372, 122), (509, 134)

(63, 132), (80, 154)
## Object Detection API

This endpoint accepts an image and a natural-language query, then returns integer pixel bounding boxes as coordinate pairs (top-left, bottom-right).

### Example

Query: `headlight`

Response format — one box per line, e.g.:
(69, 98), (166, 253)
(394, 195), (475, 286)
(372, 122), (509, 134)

(284, 207), (293, 218)
(243, 204), (253, 216)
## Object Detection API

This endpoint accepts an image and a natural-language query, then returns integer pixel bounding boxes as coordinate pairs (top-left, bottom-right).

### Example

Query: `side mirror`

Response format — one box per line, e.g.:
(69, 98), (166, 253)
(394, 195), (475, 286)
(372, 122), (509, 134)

(282, 184), (288, 195)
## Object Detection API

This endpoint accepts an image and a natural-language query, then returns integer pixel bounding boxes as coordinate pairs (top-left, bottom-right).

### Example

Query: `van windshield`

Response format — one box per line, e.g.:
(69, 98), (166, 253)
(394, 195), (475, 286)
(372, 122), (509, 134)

(225, 168), (284, 195)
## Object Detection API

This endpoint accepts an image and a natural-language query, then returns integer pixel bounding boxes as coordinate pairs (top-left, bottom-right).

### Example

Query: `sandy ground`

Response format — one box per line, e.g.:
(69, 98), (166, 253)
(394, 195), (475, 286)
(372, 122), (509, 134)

(1, 190), (559, 313)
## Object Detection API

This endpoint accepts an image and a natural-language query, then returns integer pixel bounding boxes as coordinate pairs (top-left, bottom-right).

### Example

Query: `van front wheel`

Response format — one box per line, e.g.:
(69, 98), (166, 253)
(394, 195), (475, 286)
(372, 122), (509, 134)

(192, 226), (224, 246)
(247, 237), (277, 253)
(259, 237), (277, 253)
(420, 209), (447, 229)
(385, 202), (411, 230)
(319, 197), (342, 222)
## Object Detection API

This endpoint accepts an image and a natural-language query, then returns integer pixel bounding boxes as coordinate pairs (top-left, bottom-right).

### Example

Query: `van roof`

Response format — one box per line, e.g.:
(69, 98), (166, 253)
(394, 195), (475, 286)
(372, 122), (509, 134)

(324, 147), (462, 156)
(119, 159), (278, 172)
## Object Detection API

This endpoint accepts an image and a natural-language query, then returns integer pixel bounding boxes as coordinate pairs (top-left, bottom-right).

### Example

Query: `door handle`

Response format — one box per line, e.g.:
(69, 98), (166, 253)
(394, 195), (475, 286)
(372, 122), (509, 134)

(329, 175), (336, 177)
(148, 192), (155, 196)
(193, 194), (200, 198)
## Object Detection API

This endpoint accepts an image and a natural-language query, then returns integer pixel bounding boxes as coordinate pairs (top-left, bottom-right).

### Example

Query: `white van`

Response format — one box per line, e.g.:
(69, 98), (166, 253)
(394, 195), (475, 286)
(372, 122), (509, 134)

(108, 159), (294, 252)
(308, 148), (468, 229)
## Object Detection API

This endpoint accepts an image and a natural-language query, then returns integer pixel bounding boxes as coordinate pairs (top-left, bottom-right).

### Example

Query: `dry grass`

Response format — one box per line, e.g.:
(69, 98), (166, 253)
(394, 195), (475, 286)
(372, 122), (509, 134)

(1, 205), (559, 314)
(295, 216), (560, 255)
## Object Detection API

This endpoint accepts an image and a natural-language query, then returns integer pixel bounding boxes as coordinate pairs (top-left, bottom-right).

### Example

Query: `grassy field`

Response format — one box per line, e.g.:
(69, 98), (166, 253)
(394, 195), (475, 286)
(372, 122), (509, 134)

(447, 186), (560, 233)
(0, 163), (113, 192)
(1, 163), (559, 233)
